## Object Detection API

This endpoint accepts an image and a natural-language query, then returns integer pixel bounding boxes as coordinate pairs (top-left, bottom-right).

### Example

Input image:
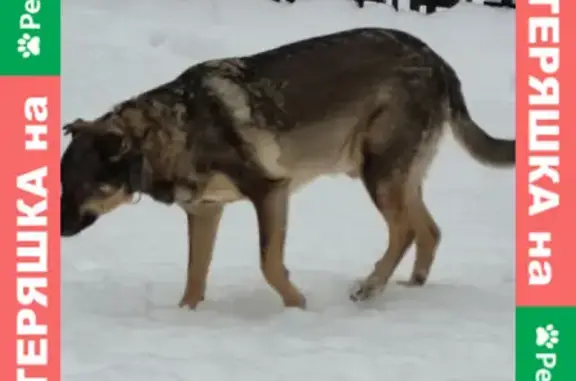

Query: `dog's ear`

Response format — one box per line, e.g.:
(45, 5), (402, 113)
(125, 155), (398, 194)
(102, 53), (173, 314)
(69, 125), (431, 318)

(63, 118), (133, 162)
(93, 132), (135, 162)
(63, 118), (91, 137)
(63, 116), (124, 137)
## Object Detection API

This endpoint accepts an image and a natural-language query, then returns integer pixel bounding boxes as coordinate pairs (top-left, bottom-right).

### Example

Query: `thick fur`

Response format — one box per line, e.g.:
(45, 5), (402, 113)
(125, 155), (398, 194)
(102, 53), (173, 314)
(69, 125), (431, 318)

(60, 27), (515, 309)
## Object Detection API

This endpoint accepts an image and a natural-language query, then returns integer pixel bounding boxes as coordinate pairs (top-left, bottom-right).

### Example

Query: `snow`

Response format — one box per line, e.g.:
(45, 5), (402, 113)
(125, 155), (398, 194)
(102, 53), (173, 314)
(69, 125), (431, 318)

(62, 1), (515, 380)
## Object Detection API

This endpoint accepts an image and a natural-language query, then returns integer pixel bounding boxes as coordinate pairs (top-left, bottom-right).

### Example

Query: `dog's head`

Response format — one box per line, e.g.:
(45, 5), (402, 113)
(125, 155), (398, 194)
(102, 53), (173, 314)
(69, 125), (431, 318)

(60, 118), (141, 237)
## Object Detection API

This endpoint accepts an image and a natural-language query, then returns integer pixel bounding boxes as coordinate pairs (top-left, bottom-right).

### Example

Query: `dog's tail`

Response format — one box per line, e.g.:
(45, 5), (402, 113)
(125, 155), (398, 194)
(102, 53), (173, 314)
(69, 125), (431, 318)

(446, 75), (515, 167)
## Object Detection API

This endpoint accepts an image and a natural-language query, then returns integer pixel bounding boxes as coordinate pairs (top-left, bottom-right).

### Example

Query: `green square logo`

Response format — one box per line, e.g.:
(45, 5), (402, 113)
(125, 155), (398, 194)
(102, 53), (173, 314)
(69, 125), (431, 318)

(0, 0), (61, 76)
(516, 307), (576, 381)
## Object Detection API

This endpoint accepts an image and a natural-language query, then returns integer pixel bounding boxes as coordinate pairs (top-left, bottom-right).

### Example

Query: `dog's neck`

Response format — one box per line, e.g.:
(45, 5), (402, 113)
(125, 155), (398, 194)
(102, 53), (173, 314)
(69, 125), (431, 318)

(106, 85), (250, 207)
(123, 150), (185, 206)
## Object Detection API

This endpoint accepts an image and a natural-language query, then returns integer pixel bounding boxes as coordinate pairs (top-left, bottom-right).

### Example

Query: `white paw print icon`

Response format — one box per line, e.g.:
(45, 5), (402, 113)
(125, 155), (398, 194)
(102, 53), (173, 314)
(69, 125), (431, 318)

(17, 33), (41, 59)
(536, 324), (560, 349)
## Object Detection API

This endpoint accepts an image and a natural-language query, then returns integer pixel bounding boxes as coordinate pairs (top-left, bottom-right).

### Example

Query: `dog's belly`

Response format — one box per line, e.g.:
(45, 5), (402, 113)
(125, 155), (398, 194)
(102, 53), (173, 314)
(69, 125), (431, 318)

(287, 150), (359, 194)
(196, 150), (358, 207)
(280, 118), (363, 192)
(193, 143), (359, 207)
(194, 118), (363, 206)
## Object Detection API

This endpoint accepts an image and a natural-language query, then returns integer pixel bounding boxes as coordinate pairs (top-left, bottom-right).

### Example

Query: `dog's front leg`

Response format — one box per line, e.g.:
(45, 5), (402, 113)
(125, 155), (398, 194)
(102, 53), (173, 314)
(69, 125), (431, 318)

(178, 204), (224, 309)
(251, 181), (306, 309)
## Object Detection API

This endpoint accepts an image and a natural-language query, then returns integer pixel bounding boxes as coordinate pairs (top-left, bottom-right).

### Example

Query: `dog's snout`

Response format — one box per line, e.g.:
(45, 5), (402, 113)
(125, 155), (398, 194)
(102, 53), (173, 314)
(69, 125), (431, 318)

(61, 197), (98, 237)
(61, 212), (98, 237)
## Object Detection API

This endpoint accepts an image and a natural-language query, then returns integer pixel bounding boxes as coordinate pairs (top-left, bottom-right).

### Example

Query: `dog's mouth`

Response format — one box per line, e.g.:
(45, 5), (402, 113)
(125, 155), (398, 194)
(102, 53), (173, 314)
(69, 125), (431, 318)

(61, 212), (99, 237)
(61, 199), (100, 237)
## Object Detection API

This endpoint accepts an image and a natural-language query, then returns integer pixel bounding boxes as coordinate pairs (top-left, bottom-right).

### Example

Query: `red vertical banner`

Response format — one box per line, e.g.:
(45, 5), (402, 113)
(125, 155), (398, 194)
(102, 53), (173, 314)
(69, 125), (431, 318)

(516, 0), (576, 308)
(557, 0), (576, 304)
(0, 77), (60, 381)
(517, 3), (576, 381)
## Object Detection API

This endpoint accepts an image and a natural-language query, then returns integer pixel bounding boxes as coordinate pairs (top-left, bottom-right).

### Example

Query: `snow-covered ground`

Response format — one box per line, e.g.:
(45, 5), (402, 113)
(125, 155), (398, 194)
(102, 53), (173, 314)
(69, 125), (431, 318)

(62, 1), (515, 380)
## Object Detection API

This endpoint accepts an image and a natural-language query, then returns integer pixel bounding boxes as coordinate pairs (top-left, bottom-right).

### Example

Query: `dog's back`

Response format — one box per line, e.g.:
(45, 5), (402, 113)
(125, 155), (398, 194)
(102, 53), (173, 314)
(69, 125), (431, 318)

(196, 28), (513, 195)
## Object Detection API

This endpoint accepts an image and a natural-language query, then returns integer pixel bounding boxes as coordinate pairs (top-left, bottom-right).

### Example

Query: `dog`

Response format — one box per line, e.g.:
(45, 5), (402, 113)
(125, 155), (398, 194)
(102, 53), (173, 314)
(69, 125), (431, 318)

(60, 27), (515, 310)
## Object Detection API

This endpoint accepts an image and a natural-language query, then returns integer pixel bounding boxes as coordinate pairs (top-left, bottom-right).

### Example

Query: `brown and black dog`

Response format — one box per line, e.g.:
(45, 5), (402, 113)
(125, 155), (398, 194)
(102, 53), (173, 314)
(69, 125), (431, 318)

(61, 28), (515, 310)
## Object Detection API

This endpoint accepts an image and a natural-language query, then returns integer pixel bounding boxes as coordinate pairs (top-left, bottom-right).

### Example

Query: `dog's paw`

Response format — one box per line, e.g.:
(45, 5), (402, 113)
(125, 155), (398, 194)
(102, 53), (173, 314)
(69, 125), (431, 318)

(396, 272), (427, 287)
(283, 292), (307, 310)
(396, 279), (424, 287)
(349, 278), (385, 302)
(178, 293), (205, 310)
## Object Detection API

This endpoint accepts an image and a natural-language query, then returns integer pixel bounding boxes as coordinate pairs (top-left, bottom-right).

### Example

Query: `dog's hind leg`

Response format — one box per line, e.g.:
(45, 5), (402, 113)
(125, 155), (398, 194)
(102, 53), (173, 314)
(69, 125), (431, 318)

(179, 204), (224, 309)
(250, 180), (306, 309)
(397, 180), (441, 287)
(349, 105), (426, 302)
(350, 161), (415, 302)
